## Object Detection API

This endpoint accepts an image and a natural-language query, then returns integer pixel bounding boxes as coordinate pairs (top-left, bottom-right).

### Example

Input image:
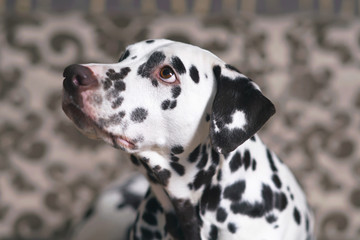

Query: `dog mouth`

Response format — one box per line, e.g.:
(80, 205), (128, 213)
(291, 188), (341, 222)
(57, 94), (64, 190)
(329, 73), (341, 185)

(62, 92), (136, 150)
(112, 135), (136, 150)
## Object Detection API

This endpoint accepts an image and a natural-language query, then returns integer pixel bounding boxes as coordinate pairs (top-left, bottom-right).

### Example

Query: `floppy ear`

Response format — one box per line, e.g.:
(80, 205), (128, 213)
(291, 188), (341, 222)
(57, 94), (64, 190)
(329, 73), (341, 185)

(210, 65), (275, 154)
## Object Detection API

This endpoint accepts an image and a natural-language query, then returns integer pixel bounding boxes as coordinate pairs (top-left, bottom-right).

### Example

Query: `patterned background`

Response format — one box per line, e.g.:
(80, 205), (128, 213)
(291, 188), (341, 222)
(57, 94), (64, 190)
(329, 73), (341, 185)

(0, 1), (360, 240)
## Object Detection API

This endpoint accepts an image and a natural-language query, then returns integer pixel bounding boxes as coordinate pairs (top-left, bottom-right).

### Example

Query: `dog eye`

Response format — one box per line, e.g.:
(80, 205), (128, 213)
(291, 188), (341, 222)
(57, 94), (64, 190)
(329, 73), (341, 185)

(159, 66), (176, 83)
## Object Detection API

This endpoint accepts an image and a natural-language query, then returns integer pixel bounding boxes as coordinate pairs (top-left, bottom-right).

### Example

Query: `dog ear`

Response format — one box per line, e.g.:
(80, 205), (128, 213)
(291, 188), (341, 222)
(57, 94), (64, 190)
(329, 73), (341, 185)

(210, 65), (275, 154)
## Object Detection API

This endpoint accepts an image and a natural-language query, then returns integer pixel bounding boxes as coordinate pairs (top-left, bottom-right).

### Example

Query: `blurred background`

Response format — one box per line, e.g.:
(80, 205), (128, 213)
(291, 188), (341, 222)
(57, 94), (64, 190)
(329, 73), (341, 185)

(0, 0), (360, 239)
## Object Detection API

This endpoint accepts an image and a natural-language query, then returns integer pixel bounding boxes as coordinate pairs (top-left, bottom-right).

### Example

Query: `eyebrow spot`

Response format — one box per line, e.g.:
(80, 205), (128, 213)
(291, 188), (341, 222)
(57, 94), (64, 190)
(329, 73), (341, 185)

(138, 51), (166, 78)
(171, 56), (186, 75)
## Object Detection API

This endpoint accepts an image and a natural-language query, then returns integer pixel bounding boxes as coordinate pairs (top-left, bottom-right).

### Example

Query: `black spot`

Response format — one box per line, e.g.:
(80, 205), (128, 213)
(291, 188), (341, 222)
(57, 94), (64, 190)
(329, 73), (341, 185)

(188, 145), (200, 163)
(206, 114), (210, 122)
(262, 184), (274, 212)
(131, 56), (137, 60)
(229, 152), (242, 172)
(189, 65), (199, 83)
(188, 183), (193, 190)
(171, 86), (181, 99)
(216, 207), (227, 223)
(103, 78), (112, 90)
(250, 136), (256, 141)
(223, 180), (246, 202)
(140, 227), (153, 239)
(171, 199), (200, 240)
(146, 197), (163, 213)
(193, 166), (216, 190)
(225, 64), (242, 73)
(118, 50), (130, 62)
(230, 184), (286, 218)
(119, 67), (131, 79)
(114, 80), (126, 91)
(153, 165), (161, 171)
(131, 108), (148, 123)
(267, 149), (278, 172)
(171, 56), (186, 74)
(170, 100), (177, 109)
(130, 154), (140, 166)
(217, 169), (222, 181)
(157, 169), (171, 186)
(266, 214), (277, 223)
(146, 172), (159, 184)
(272, 174), (282, 189)
(170, 162), (185, 176)
(211, 148), (220, 165)
(146, 39), (155, 43)
(286, 186), (294, 200)
(274, 192), (288, 211)
(171, 145), (184, 154)
(209, 225), (218, 240)
(122, 187), (143, 210)
(171, 155), (179, 162)
(227, 223), (237, 233)
(161, 99), (171, 110)
(293, 207), (301, 225)
(111, 97), (124, 109)
(252, 159), (257, 171)
(119, 111), (126, 118)
(164, 212), (183, 240)
(243, 150), (251, 170)
(152, 79), (158, 87)
(142, 212), (157, 226)
(200, 185), (222, 212)
(196, 145), (208, 169)
(138, 51), (166, 78)
(231, 201), (265, 217)
(107, 67), (129, 81)
(137, 63), (145, 75)
(140, 159), (159, 184)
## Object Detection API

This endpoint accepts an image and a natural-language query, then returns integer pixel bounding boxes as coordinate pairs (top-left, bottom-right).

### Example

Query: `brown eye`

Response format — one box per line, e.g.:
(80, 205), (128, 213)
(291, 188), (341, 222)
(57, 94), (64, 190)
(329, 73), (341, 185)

(159, 66), (176, 83)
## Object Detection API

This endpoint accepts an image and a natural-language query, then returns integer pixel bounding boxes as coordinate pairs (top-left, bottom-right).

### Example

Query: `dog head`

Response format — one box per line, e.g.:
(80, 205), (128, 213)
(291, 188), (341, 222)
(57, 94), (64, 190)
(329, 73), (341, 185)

(62, 39), (275, 155)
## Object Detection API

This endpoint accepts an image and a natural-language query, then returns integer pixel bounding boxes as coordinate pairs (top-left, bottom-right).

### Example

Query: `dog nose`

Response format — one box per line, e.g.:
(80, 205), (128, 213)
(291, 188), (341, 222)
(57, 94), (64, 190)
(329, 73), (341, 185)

(63, 64), (98, 92)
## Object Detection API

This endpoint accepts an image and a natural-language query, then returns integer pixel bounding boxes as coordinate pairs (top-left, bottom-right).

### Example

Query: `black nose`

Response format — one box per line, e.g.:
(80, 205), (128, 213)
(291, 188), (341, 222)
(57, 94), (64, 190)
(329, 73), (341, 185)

(63, 64), (98, 92)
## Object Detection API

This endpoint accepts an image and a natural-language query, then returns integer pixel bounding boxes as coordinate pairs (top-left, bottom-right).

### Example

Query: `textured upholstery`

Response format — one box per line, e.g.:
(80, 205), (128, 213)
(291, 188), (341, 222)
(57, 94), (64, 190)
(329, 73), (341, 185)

(0, 7), (359, 240)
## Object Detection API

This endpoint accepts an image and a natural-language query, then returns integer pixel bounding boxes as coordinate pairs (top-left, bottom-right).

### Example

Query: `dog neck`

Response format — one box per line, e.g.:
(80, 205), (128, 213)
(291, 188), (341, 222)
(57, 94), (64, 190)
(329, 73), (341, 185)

(132, 137), (226, 239)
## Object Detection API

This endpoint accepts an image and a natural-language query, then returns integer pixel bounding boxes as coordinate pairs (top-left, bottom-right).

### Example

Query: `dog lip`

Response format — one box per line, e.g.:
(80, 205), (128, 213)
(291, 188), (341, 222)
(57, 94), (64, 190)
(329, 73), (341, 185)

(62, 97), (137, 150)
(112, 135), (136, 149)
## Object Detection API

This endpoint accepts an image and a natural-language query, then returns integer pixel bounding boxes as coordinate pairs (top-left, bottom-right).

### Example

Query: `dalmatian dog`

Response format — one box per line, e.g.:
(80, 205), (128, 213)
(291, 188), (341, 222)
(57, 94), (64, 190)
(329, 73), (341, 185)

(62, 39), (315, 240)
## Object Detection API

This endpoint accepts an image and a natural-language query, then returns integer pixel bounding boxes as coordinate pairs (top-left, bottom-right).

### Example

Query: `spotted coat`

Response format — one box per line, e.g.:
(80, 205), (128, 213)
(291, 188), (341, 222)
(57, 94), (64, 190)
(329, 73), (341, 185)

(62, 39), (315, 240)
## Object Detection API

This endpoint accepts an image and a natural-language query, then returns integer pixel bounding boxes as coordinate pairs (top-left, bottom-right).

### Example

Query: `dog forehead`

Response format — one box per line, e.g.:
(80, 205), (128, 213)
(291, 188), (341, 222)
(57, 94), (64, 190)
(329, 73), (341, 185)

(125, 39), (174, 57)
(127, 39), (215, 63)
